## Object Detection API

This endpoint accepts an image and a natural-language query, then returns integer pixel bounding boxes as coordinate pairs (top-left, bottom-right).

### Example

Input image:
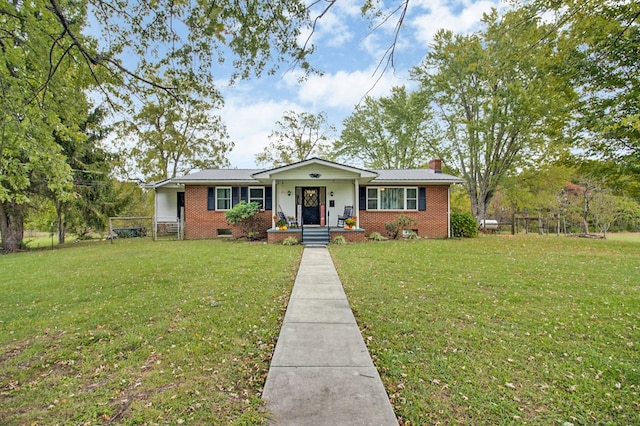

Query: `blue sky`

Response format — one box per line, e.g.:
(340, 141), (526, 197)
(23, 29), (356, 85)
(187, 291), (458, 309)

(220, 0), (506, 168)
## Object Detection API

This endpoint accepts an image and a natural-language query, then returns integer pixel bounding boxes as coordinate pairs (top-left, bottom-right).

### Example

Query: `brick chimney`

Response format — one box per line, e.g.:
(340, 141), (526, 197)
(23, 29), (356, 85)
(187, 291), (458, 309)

(428, 159), (442, 173)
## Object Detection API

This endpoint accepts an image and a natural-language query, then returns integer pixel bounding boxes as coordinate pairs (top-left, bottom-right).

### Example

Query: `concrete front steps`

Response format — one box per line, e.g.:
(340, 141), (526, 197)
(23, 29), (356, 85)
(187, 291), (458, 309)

(301, 227), (330, 245)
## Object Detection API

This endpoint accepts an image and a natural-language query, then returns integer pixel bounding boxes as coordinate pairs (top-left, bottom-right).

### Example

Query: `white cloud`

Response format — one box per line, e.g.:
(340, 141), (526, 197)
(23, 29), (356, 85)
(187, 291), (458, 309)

(300, 0), (364, 50)
(409, 0), (501, 45)
(221, 96), (299, 168)
(286, 68), (407, 111)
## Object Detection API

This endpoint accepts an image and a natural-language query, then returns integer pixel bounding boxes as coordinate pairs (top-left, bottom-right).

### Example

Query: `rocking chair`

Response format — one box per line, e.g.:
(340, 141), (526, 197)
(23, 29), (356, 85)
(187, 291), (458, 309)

(336, 205), (354, 227)
(277, 205), (299, 228)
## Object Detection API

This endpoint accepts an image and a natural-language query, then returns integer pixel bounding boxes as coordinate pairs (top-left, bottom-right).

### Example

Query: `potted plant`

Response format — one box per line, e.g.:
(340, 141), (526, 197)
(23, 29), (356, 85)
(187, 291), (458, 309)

(344, 217), (357, 229)
(276, 219), (288, 230)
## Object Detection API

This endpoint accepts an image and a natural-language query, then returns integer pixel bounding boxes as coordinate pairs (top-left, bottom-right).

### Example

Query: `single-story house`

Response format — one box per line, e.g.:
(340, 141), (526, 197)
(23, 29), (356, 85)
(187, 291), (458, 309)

(145, 157), (464, 243)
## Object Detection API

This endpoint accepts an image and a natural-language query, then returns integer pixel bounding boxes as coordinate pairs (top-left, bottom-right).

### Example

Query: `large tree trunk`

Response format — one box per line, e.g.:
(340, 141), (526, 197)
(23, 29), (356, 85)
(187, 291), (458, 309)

(470, 188), (491, 223)
(0, 200), (25, 252)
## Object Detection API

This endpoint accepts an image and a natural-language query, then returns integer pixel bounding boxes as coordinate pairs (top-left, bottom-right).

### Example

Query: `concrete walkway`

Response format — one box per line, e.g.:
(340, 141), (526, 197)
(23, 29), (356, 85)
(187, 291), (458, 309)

(262, 246), (397, 425)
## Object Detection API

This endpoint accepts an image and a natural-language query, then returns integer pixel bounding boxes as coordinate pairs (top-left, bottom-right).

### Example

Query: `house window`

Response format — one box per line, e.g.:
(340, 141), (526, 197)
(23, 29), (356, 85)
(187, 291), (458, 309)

(366, 187), (419, 211)
(249, 187), (264, 208)
(406, 188), (418, 210)
(367, 188), (378, 209)
(216, 187), (231, 210)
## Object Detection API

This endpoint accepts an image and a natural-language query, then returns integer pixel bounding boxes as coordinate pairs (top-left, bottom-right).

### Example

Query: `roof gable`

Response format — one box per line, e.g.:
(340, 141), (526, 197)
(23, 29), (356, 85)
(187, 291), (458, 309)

(251, 157), (378, 180)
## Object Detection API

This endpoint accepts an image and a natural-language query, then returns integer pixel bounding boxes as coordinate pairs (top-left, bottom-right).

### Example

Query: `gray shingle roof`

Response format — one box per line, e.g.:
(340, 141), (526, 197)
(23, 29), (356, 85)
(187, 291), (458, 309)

(172, 169), (264, 182)
(371, 169), (464, 183)
(159, 165), (463, 185)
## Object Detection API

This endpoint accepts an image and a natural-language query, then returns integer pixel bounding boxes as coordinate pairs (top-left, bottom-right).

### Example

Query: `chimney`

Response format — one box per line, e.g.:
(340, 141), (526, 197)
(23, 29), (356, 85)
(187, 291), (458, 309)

(428, 159), (442, 173)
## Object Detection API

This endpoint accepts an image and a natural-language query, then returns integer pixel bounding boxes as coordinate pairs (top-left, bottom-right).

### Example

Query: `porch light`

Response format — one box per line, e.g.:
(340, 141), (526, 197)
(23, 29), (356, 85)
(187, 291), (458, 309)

(287, 190), (291, 196)
(309, 173), (321, 178)
(330, 191), (334, 197)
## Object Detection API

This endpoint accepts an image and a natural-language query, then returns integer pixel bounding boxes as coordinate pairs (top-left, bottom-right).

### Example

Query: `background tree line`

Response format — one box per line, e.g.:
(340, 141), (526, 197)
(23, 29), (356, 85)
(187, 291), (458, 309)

(2, 0), (638, 251)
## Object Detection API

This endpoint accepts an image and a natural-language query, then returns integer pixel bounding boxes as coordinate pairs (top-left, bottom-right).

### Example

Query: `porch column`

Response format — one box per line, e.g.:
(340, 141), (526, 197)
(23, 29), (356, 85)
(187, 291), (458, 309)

(354, 179), (360, 228)
(272, 179), (277, 228)
(447, 185), (451, 238)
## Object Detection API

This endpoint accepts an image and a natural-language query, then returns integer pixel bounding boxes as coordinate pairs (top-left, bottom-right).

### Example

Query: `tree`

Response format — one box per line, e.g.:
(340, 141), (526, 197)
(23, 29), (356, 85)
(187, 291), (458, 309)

(0, 0), (88, 251)
(256, 111), (335, 167)
(495, 164), (574, 234)
(118, 86), (233, 181)
(0, 0), (325, 251)
(49, 108), (124, 243)
(532, 0), (640, 174)
(411, 8), (577, 221)
(590, 192), (624, 238)
(336, 86), (440, 168)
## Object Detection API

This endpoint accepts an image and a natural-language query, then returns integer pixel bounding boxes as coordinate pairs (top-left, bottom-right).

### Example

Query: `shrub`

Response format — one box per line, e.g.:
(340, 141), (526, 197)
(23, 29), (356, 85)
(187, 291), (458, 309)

(224, 201), (262, 238)
(282, 236), (298, 246)
(332, 236), (347, 245)
(368, 232), (387, 241)
(404, 230), (418, 240)
(385, 214), (417, 239)
(451, 210), (478, 238)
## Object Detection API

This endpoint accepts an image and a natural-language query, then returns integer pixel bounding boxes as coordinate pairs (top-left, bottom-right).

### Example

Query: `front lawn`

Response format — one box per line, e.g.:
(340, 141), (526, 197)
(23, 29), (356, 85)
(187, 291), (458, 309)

(3, 235), (638, 425)
(331, 235), (640, 425)
(0, 239), (302, 424)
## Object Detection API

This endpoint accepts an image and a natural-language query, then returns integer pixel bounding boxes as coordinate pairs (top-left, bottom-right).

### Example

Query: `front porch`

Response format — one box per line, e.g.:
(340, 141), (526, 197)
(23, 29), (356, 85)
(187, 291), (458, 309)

(267, 226), (366, 244)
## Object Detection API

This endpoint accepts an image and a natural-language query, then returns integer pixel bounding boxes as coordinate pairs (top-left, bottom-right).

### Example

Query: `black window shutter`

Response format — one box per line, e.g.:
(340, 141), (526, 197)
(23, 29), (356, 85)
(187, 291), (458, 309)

(240, 186), (248, 202)
(264, 187), (272, 211)
(232, 187), (240, 206)
(359, 187), (366, 210)
(207, 187), (215, 210)
(419, 187), (426, 211)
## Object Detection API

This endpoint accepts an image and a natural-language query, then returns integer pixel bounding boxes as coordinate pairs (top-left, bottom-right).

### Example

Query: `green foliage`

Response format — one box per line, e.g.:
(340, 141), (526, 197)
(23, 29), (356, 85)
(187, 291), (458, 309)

(337, 86), (440, 168)
(0, 0), (90, 250)
(367, 232), (387, 241)
(282, 236), (299, 245)
(118, 90), (233, 181)
(450, 210), (478, 238)
(384, 214), (417, 239)
(332, 236), (347, 245)
(224, 201), (262, 238)
(404, 230), (418, 240)
(256, 111), (335, 167)
(412, 7), (577, 220)
(537, 0), (640, 172)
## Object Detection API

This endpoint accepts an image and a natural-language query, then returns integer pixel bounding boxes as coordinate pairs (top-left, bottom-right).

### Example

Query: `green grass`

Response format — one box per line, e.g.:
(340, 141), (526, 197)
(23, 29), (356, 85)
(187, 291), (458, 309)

(331, 235), (640, 425)
(3, 235), (639, 425)
(0, 239), (302, 424)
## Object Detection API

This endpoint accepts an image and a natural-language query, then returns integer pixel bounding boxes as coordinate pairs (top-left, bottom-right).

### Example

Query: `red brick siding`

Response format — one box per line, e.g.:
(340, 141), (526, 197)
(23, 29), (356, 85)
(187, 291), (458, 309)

(184, 185), (272, 239)
(184, 184), (450, 241)
(267, 229), (366, 244)
(360, 185), (449, 238)
(330, 230), (366, 243)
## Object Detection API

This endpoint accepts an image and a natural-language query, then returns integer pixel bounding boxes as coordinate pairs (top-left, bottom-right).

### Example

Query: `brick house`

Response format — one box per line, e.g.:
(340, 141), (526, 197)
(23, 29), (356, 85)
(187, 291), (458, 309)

(145, 158), (463, 243)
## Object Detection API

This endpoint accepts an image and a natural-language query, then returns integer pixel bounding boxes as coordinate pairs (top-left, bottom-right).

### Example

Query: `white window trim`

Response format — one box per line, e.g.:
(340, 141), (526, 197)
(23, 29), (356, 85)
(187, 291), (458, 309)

(216, 186), (232, 211)
(366, 187), (419, 211)
(248, 186), (265, 207)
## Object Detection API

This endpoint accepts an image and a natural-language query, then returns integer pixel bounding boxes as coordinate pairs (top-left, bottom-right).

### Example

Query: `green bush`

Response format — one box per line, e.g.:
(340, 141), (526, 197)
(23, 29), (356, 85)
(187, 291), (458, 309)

(404, 230), (418, 240)
(332, 236), (347, 245)
(451, 210), (478, 238)
(282, 236), (298, 245)
(385, 214), (417, 239)
(224, 201), (262, 238)
(368, 232), (387, 241)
